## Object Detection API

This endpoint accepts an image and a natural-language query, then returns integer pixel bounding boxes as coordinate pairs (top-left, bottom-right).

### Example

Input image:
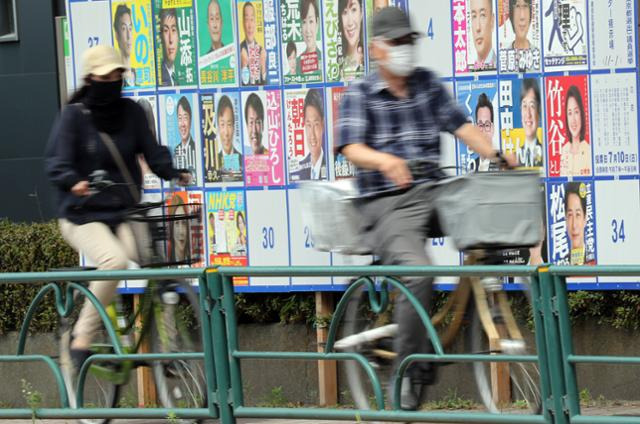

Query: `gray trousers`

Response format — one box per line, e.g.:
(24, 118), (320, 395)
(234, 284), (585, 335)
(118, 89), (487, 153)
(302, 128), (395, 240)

(357, 183), (441, 384)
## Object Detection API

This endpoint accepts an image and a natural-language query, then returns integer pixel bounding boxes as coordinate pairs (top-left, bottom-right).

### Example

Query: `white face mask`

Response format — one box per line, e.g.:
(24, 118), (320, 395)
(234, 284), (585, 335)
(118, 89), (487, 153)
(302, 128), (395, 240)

(378, 41), (416, 77)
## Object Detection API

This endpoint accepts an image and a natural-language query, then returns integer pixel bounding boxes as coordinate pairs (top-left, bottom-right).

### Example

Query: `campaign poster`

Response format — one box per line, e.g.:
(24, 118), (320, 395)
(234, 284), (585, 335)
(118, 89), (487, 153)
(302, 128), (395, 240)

(69, 1), (113, 88)
(195, 0), (237, 87)
(241, 90), (285, 186)
(410, 0), (454, 78)
(591, 73), (639, 176)
(159, 93), (202, 186)
(497, 0), (542, 73)
(237, 0), (279, 86)
(588, 0), (636, 69)
(547, 181), (596, 266)
(281, 0), (324, 84)
(201, 92), (244, 184)
(541, 0), (587, 70)
(452, 0), (498, 74)
(285, 88), (328, 182)
(133, 94), (162, 189)
(456, 79), (500, 173)
(166, 190), (205, 268)
(154, 0), (197, 88)
(206, 190), (248, 285)
(545, 75), (592, 177)
(329, 87), (357, 179)
(500, 78), (545, 169)
(111, 0), (156, 89)
(324, 0), (366, 83)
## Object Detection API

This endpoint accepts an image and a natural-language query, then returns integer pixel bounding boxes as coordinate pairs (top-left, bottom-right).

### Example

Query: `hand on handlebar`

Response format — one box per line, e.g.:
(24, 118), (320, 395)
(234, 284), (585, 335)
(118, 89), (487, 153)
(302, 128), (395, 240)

(379, 154), (413, 189)
(71, 180), (90, 197)
(176, 171), (192, 186)
(500, 152), (519, 169)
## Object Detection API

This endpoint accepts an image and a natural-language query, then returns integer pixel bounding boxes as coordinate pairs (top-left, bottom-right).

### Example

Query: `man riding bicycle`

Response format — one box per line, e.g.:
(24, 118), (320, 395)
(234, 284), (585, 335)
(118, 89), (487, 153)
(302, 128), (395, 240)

(336, 7), (516, 410)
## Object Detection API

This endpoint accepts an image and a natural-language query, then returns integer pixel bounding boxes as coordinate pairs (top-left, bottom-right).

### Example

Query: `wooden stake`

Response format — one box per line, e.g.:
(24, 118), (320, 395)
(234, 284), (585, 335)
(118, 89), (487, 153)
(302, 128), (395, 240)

(315, 291), (337, 406)
(133, 294), (157, 407)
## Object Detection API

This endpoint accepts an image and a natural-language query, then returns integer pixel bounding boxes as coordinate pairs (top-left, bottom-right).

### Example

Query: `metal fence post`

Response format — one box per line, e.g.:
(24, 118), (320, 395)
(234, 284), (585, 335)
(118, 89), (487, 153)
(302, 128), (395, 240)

(207, 269), (236, 424)
(538, 267), (570, 424)
(220, 273), (245, 409)
(198, 271), (219, 419)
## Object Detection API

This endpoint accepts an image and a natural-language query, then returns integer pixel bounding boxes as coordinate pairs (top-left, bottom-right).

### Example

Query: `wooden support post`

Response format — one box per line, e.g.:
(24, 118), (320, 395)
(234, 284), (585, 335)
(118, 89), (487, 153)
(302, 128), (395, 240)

(315, 291), (338, 406)
(490, 292), (511, 407)
(133, 294), (157, 407)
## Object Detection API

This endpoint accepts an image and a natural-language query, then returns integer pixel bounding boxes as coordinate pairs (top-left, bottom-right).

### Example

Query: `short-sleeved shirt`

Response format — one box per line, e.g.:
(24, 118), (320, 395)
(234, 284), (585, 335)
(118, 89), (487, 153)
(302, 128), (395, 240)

(336, 67), (469, 197)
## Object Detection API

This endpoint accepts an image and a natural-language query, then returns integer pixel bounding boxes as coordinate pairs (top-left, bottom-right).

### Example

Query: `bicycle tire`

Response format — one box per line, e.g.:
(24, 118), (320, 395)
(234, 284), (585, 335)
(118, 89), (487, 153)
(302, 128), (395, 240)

(151, 279), (206, 422)
(468, 278), (542, 414)
(58, 290), (121, 424)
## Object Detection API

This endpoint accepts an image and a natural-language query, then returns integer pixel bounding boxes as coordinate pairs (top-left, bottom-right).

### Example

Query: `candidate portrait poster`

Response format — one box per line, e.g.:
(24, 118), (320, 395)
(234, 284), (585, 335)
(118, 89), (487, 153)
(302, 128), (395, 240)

(154, 0), (198, 88)
(324, 0), (366, 83)
(285, 88), (328, 182)
(237, 0), (279, 86)
(497, 0), (542, 73)
(452, 0), (498, 74)
(545, 75), (592, 177)
(132, 94), (162, 189)
(201, 92), (244, 184)
(542, 0), (587, 70)
(547, 181), (597, 266)
(588, 0), (636, 70)
(195, 0), (237, 87)
(206, 190), (248, 285)
(111, 0), (156, 89)
(456, 79), (500, 173)
(329, 86), (357, 180)
(166, 190), (205, 268)
(500, 78), (545, 169)
(159, 93), (202, 185)
(281, 0), (324, 84)
(591, 73), (639, 176)
(241, 90), (285, 186)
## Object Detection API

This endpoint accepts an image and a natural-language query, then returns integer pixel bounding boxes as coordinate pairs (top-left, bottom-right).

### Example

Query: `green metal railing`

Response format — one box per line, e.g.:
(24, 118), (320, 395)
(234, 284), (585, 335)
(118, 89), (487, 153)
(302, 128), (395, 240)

(1, 265), (639, 423)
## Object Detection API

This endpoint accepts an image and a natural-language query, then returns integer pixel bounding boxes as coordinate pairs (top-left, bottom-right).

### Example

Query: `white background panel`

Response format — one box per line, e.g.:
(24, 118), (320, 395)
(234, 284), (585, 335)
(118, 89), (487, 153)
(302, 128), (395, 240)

(246, 189), (291, 286)
(409, 0), (453, 78)
(287, 189), (331, 285)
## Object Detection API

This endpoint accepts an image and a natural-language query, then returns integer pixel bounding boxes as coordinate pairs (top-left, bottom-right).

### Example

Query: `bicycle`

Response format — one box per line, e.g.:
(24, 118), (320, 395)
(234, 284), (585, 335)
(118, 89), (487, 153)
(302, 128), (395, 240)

(301, 166), (544, 415)
(56, 179), (206, 424)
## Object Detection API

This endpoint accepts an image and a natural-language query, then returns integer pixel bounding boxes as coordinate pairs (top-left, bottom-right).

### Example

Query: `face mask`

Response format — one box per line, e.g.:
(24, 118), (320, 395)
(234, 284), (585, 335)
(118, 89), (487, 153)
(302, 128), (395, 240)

(86, 79), (123, 107)
(380, 42), (416, 77)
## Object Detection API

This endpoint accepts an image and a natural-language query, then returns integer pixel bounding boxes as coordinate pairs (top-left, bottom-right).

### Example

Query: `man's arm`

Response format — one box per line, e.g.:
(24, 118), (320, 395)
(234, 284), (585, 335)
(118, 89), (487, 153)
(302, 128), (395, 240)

(341, 143), (412, 189)
(454, 123), (518, 167)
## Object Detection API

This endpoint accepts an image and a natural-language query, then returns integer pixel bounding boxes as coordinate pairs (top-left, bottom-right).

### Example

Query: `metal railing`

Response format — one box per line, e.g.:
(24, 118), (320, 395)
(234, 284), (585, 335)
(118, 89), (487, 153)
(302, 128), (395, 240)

(0, 265), (639, 423)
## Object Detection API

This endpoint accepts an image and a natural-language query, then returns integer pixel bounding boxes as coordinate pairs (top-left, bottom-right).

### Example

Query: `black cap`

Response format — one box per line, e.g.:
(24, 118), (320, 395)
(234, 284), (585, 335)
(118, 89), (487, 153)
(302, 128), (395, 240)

(372, 7), (419, 40)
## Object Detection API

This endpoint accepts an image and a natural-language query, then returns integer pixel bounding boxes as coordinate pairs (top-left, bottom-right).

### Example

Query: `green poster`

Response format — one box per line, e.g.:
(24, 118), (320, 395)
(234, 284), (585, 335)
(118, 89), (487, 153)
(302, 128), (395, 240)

(195, 0), (237, 87)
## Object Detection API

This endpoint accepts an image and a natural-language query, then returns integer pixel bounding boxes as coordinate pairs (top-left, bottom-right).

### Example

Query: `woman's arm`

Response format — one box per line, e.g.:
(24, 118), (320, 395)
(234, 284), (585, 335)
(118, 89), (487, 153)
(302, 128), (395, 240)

(44, 106), (84, 191)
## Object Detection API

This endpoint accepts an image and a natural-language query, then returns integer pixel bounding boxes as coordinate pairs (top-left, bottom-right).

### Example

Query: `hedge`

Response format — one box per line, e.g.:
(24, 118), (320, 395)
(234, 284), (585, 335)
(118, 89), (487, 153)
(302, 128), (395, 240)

(1, 219), (640, 334)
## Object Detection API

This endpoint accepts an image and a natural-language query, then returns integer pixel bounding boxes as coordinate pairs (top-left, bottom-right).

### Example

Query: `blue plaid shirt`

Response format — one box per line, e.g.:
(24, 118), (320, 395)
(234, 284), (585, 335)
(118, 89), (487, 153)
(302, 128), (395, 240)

(336, 68), (469, 196)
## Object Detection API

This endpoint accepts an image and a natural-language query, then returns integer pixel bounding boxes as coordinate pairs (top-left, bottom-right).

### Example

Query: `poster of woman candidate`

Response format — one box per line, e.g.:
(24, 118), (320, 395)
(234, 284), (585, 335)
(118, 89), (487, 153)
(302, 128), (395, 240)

(541, 0), (587, 70)
(201, 92), (244, 184)
(497, 0), (542, 73)
(112, 0), (157, 88)
(237, 0), (280, 86)
(195, 0), (237, 87)
(456, 79), (500, 173)
(500, 78), (545, 169)
(166, 190), (205, 268)
(547, 181), (597, 266)
(282, 0), (324, 84)
(324, 0), (366, 83)
(285, 88), (328, 182)
(591, 73), (639, 176)
(452, 0), (498, 73)
(241, 90), (285, 186)
(159, 93), (202, 186)
(154, 0), (198, 88)
(588, 0), (636, 70)
(545, 75), (592, 177)
(206, 190), (248, 284)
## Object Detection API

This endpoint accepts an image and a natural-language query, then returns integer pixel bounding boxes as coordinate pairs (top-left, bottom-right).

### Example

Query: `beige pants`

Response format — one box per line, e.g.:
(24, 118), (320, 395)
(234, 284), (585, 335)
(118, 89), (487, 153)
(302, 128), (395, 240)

(59, 219), (138, 349)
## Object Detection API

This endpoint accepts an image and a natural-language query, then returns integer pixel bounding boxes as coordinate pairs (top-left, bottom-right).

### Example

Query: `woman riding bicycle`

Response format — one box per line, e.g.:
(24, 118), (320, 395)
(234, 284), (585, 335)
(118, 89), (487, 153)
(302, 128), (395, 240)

(44, 45), (190, 374)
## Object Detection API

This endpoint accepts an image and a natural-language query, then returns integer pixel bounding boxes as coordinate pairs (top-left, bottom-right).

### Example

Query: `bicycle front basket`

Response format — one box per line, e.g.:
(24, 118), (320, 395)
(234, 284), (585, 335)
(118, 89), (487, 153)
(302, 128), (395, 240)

(298, 179), (369, 255)
(435, 171), (543, 250)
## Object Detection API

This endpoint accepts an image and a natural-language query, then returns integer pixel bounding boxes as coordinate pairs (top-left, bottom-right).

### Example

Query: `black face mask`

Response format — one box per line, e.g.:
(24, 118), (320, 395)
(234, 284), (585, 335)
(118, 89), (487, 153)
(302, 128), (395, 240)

(86, 79), (123, 107)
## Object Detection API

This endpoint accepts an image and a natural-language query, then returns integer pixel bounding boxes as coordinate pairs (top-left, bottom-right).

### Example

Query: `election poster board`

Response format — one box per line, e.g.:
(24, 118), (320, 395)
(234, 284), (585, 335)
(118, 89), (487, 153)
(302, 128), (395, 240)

(64, 0), (640, 292)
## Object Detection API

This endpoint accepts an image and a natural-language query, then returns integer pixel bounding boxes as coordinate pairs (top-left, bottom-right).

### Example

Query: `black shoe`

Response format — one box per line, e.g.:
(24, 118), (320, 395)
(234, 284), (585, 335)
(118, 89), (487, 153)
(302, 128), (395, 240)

(388, 376), (421, 411)
(70, 348), (92, 374)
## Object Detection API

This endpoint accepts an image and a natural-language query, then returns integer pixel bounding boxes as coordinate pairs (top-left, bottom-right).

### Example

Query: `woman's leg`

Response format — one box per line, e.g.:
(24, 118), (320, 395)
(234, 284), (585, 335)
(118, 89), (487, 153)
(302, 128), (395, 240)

(59, 219), (138, 350)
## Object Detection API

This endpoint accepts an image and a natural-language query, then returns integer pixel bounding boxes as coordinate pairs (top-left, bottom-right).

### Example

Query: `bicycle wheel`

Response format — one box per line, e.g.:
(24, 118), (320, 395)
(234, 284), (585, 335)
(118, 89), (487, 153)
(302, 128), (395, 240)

(468, 277), (542, 414)
(151, 279), (206, 418)
(58, 289), (121, 424)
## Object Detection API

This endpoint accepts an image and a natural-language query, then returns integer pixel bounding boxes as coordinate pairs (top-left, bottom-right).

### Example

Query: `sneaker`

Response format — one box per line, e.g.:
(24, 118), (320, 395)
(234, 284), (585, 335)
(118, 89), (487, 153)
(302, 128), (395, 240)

(388, 376), (421, 411)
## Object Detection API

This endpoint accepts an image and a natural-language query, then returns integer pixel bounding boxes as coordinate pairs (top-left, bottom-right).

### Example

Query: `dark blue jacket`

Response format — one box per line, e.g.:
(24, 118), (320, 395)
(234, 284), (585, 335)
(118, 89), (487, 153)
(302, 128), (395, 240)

(45, 99), (180, 225)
